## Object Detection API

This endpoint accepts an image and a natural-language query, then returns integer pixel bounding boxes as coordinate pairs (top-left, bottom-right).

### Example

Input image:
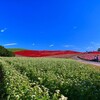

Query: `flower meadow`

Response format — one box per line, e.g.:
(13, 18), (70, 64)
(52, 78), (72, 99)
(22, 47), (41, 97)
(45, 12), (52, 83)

(14, 50), (81, 57)
(78, 53), (100, 61)
(0, 57), (100, 100)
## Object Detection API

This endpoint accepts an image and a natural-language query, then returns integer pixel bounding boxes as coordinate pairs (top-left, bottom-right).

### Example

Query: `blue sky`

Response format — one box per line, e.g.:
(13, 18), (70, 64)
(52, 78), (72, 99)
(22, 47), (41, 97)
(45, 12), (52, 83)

(0, 0), (100, 51)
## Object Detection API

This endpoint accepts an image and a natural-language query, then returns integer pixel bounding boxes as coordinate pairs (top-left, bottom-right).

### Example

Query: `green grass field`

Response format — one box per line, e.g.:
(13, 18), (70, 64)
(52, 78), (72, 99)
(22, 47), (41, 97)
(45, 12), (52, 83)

(7, 48), (26, 52)
(0, 57), (100, 100)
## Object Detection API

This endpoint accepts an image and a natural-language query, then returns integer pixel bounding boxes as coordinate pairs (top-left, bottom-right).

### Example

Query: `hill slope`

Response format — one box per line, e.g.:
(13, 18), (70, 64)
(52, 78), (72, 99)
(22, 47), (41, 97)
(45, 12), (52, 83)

(7, 48), (26, 52)
(14, 50), (81, 57)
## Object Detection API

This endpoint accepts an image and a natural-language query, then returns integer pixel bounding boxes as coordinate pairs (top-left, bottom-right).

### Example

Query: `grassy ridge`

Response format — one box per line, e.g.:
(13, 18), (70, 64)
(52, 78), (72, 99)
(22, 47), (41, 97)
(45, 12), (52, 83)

(7, 48), (26, 52)
(0, 57), (100, 100)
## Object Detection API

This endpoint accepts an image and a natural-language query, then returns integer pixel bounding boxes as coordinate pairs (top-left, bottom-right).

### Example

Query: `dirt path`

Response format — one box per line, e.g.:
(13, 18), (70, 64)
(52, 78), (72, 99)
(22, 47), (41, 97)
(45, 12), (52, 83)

(72, 56), (100, 67)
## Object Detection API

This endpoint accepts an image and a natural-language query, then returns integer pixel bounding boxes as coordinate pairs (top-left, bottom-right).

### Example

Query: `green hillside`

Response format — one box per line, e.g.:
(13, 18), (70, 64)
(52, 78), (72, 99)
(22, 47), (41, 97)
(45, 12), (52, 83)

(0, 57), (100, 100)
(7, 48), (26, 52)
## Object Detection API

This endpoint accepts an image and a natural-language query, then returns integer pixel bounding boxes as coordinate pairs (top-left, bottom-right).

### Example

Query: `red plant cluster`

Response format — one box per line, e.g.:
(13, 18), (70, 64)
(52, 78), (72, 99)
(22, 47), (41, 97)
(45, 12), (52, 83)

(79, 52), (100, 61)
(14, 50), (81, 57)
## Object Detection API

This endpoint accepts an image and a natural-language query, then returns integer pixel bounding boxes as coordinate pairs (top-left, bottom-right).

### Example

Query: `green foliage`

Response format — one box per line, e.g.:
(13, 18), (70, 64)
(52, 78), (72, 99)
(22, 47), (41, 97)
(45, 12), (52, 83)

(0, 46), (15, 57)
(97, 48), (100, 52)
(0, 58), (67, 100)
(0, 57), (100, 100)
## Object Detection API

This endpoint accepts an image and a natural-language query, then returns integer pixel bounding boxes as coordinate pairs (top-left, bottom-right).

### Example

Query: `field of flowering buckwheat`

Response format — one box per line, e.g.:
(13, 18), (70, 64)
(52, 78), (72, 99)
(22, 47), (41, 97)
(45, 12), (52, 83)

(0, 57), (100, 100)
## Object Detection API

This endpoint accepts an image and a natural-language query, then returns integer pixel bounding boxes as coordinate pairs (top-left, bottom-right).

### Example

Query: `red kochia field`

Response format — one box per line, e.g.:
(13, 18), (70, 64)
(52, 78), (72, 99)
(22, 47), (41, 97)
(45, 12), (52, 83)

(78, 51), (100, 61)
(14, 50), (81, 57)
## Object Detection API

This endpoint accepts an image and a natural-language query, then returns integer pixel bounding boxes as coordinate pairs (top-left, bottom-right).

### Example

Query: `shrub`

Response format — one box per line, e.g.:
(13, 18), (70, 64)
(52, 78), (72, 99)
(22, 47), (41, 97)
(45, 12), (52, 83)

(0, 46), (15, 57)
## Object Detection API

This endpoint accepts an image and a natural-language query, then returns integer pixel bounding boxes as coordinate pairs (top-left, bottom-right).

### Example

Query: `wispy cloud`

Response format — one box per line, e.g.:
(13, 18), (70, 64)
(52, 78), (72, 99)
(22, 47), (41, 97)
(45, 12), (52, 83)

(0, 28), (7, 33)
(32, 43), (35, 46)
(63, 44), (82, 51)
(86, 46), (94, 50)
(49, 44), (54, 47)
(4, 43), (17, 46)
(63, 44), (73, 48)
(86, 41), (100, 51)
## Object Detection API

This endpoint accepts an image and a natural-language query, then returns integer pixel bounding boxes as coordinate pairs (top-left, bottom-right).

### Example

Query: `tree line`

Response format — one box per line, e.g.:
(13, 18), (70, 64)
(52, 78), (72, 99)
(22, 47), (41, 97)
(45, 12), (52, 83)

(0, 46), (15, 57)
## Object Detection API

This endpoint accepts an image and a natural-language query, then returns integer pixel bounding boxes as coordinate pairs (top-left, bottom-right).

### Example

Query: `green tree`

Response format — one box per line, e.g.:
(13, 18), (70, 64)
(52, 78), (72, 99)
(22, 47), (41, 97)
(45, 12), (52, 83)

(97, 48), (100, 52)
(0, 45), (15, 57)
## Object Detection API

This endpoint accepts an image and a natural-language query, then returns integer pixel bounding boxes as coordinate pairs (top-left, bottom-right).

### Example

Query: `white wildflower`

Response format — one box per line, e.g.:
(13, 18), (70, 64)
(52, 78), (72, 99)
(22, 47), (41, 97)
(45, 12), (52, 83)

(56, 90), (60, 94)
(59, 95), (68, 100)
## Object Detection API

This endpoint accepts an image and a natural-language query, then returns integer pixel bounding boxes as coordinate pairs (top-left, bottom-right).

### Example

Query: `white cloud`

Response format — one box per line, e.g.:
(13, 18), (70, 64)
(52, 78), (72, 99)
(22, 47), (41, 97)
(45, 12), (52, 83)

(49, 44), (54, 47)
(4, 43), (17, 46)
(64, 44), (73, 48)
(86, 41), (100, 51)
(86, 46), (94, 51)
(0, 28), (7, 33)
(63, 44), (82, 51)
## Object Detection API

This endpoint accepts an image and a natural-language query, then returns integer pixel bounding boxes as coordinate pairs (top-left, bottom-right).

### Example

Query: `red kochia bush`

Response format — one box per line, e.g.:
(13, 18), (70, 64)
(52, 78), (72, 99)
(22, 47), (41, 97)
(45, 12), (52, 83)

(78, 53), (100, 61)
(14, 50), (81, 57)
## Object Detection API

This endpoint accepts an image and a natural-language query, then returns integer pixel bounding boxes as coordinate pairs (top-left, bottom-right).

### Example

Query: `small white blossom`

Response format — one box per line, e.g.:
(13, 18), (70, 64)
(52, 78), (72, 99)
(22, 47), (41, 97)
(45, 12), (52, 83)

(59, 95), (68, 100)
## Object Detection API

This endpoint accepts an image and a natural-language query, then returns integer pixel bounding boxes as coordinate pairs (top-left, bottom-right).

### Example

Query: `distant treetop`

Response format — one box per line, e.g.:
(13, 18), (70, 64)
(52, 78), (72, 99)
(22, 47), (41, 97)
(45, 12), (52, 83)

(97, 48), (100, 52)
